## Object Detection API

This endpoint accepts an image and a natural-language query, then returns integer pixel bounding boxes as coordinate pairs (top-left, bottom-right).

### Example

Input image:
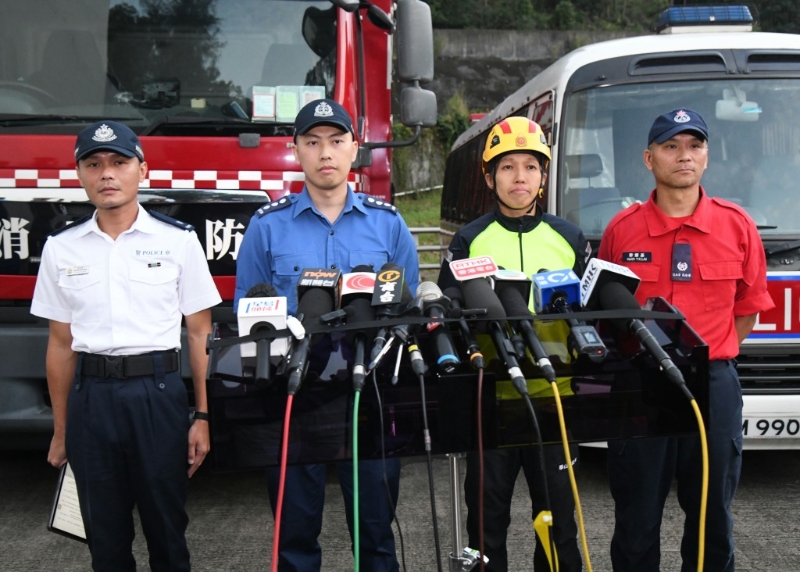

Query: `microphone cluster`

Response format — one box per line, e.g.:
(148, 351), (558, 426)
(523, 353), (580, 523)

(234, 254), (686, 393)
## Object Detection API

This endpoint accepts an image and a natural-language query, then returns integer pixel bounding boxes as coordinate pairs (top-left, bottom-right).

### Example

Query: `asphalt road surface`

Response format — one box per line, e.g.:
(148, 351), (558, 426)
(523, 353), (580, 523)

(2, 447), (799, 571)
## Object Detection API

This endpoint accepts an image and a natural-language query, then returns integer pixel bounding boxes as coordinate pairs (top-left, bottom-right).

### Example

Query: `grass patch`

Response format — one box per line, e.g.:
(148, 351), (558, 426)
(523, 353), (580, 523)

(394, 187), (442, 227)
(395, 187), (448, 283)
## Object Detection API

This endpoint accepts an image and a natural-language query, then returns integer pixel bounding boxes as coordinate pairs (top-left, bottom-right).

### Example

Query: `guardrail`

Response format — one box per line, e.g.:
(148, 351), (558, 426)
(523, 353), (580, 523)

(394, 184), (442, 198)
(409, 226), (454, 281)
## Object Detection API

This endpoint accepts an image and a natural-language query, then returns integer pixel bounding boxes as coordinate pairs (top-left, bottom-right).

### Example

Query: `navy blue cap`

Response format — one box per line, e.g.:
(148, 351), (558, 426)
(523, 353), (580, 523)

(648, 108), (708, 146)
(293, 99), (354, 141)
(74, 121), (144, 163)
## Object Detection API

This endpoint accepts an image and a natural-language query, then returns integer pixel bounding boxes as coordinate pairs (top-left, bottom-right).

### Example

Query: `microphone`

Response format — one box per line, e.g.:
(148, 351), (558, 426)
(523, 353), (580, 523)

(367, 263), (420, 372)
(285, 270), (339, 395)
(237, 283), (287, 389)
(370, 263), (407, 364)
(493, 278), (558, 384)
(442, 286), (485, 369)
(580, 258), (641, 310)
(416, 282), (461, 374)
(532, 269), (608, 363)
(598, 281), (685, 387)
(460, 276), (528, 396)
(341, 265), (376, 391)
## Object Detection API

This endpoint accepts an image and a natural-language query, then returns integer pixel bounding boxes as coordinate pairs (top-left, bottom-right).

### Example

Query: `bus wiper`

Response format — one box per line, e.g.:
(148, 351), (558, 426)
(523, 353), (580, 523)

(139, 115), (253, 136)
(765, 239), (800, 256)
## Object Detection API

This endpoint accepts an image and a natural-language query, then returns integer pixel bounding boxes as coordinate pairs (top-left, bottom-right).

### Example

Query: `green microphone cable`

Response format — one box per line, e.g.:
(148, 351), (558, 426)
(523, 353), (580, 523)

(353, 389), (362, 572)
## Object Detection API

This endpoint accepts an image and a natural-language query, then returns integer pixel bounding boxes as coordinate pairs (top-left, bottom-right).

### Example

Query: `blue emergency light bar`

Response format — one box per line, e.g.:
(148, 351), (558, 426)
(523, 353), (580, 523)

(655, 5), (754, 33)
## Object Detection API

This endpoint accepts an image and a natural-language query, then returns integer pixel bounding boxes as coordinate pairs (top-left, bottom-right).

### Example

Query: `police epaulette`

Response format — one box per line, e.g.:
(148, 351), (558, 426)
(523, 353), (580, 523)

(358, 193), (397, 214)
(256, 194), (296, 218)
(147, 209), (195, 232)
(48, 214), (92, 237)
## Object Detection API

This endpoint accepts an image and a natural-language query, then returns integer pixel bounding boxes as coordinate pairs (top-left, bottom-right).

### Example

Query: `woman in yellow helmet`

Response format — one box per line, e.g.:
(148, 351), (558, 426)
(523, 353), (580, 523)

(438, 116), (588, 572)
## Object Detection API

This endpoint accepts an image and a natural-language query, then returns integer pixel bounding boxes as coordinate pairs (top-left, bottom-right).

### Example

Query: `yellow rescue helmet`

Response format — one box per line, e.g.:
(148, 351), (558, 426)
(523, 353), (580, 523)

(482, 117), (551, 174)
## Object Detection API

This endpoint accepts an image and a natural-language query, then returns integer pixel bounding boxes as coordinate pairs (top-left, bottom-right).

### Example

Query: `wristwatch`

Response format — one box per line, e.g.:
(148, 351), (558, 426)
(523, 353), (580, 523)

(192, 410), (210, 422)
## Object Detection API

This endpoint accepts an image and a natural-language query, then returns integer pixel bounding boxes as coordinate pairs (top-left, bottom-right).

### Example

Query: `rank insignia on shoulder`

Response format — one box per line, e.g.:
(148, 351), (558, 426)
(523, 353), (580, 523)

(360, 194), (397, 214)
(48, 214), (92, 237)
(148, 210), (194, 232)
(256, 194), (296, 217)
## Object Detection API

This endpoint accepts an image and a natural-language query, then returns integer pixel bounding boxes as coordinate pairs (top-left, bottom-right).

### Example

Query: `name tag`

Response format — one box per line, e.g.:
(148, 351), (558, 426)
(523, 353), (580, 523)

(671, 243), (692, 281)
(622, 252), (651, 263)
(66, 266), (89, 276)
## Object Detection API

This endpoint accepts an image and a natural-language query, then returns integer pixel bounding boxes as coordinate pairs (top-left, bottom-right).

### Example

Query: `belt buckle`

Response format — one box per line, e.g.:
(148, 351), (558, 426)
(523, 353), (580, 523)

(103, 356), (126, 379)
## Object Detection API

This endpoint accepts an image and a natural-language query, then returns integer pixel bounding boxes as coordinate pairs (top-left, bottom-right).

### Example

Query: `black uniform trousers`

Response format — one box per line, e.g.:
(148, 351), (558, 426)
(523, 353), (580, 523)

(608, 359), (743, 572)
(65, 352), (192, 572)
(464, 444), (582, 572)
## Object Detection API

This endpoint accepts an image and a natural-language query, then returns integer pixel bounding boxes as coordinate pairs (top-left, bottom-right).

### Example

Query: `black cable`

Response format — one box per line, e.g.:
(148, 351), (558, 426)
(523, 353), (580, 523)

(520, 392), (559, 572)
(477, 366), (486, 572)
(371, 369), (408, 572)
(417, 369), (444, 572)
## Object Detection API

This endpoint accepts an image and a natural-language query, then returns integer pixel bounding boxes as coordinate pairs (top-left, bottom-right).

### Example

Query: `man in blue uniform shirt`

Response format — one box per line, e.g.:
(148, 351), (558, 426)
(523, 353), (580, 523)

(235, 98), (419, 571)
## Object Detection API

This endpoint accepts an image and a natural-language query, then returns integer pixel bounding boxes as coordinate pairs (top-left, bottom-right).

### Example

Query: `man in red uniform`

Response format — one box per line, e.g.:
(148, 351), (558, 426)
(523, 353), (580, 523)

(598, 108), (774, 572)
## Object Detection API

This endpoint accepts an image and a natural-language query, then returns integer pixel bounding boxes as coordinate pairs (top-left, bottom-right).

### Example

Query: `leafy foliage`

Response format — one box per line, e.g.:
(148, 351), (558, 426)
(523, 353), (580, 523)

(428, 1), (798, 34)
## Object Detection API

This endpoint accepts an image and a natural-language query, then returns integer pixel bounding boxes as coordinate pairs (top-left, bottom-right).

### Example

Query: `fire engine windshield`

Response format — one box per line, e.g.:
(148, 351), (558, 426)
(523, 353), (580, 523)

(560, 78), (800, 239)
(0, 0), (336, 134)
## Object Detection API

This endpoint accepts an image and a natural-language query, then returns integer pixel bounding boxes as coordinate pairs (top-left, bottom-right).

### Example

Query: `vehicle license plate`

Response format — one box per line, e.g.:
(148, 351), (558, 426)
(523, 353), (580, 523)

(742, 418), (800, 438)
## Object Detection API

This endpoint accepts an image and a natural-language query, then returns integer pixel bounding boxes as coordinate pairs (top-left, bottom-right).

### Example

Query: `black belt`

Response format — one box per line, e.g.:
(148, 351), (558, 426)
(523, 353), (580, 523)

(81, 351), (179, 379)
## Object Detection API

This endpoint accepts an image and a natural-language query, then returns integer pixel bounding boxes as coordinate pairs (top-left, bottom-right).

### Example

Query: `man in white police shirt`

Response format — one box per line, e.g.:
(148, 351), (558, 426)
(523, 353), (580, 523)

(235, 99), (419, 571)
(31, 121), (221, 571)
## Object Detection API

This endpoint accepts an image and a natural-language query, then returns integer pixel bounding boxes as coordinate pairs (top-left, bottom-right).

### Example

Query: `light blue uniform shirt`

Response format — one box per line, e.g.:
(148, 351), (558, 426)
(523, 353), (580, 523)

(235, 186), (419, 314)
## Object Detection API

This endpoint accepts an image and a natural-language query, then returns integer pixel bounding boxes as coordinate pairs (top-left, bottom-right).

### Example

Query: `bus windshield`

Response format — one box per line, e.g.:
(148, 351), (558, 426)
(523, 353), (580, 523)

(560, 78), (800, 238)
(0, 0), (335, 133)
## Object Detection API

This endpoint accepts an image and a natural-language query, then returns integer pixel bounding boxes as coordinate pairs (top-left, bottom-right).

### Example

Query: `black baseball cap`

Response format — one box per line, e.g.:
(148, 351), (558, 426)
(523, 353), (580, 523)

(293, 99), (355, 141)
(74, 121), (145, 163)
(648, 108), (709, 146)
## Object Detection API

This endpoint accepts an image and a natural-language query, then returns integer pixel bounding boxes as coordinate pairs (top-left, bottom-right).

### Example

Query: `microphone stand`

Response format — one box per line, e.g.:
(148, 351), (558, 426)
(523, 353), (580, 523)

(447, 452), (479, 571)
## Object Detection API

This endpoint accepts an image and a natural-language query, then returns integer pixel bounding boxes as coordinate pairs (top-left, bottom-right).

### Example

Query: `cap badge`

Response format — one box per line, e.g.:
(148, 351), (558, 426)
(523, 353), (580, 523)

(92, 124), (118, 142)
(515, 135), (527, 147)
(673, 110), (690, 124)
(314, 101), (334, 118)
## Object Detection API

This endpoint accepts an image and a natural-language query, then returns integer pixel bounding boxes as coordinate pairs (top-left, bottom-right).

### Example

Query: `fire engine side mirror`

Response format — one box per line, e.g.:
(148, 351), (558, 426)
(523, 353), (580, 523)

(352, 83), (437, 166)
(395, 0), (434, 83)
(400, 85), (437, 128)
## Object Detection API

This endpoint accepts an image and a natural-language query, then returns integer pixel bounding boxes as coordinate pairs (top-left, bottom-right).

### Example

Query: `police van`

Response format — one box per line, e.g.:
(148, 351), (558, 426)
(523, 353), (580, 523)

(441, 6), (800, 449)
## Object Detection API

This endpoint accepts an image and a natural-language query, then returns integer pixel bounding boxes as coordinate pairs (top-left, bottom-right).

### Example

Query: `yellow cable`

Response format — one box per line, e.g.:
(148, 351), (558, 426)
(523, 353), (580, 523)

(690, 399), (709, 572)
(550, 381), (593, 572)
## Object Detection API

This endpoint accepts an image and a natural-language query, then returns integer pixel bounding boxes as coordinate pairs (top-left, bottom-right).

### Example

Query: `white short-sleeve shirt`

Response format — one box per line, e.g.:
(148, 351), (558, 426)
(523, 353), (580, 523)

(31, 204), (222, 355)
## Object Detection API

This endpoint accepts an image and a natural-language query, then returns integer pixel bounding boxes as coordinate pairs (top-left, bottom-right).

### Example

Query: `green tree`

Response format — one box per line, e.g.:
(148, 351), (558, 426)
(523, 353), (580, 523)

(551, 0), (578, 30)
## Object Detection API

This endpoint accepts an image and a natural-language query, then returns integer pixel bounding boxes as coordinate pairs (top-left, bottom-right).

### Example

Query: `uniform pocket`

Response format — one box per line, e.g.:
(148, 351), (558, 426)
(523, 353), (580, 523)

(57, 272), (102, 290)
(129, 263), (179, 285)
(349, 250), (389, 271)
(129, 263), (180, 316)
(699, 261), (742, 311)
(632, 264), (661, 284)
(274, 252), (319, 301)
(57, 271), (103, 323)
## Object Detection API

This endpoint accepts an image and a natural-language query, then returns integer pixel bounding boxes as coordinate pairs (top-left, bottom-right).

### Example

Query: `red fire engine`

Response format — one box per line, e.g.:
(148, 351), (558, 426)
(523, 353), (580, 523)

(0, 0), (436, 445)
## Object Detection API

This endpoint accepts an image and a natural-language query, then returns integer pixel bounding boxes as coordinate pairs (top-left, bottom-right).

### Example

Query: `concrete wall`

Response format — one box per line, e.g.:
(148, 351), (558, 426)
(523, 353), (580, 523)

(434, 29), (636, 61)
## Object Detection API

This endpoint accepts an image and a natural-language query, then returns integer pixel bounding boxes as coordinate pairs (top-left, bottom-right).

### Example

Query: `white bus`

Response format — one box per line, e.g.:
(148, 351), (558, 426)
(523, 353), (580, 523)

(441, 6), (800, 449)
